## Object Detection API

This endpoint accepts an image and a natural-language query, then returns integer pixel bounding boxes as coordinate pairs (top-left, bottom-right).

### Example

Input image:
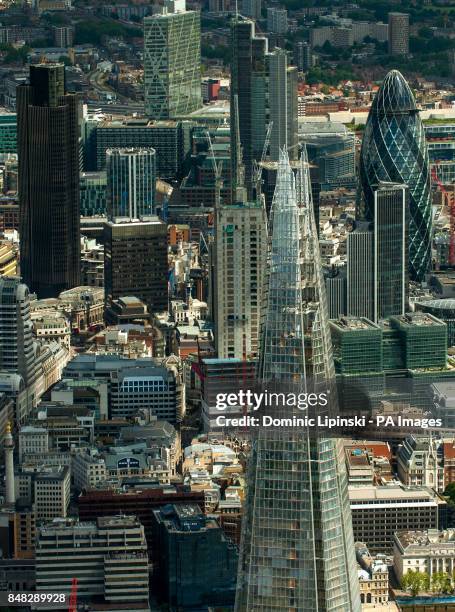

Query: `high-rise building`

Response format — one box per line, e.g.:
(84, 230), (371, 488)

(213, 200), (267, 359)
(388, 12), (409, 56)
(0, 277), (35, 386)
(104, 217), (168, 314)
(347, 223), (374, 321)
(293, 40), (312, 72)
(53, 25), (73, 47)
(268, 49), (298, 162)
(359, 70), (432, 282)
(373, 182), (408, 321)
(266, 7), (288, 34)
(230, 19), (298, 193)
(144, 0), (201, 119)
(242, 0), (261, 20)
(106, 148), (156, 220)
(235, 151), (361, 610)
(17, 63), (80, 298)
(35, 516), (149, 607)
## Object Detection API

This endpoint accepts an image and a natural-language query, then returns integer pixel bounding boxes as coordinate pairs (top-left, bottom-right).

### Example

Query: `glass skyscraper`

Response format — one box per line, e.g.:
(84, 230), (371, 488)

(235, 150), (361, 611)
(143, 0), (201, 120)
(359, 69), (432, 282)
(106, 148), (156, 221)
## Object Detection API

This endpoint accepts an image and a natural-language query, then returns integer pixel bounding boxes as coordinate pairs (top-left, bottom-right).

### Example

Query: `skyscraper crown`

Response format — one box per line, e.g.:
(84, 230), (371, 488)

(371, 69), (417, 115)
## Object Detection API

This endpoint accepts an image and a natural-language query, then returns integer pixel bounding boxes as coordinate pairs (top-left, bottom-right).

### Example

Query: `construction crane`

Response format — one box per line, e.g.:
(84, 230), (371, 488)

(252, 121), (273, 202)
(68, 577), (78, 612)
(431, 164), (455, 266)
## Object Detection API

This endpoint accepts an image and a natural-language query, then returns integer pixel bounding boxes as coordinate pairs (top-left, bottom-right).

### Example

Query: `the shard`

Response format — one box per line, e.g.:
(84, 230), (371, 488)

(235, 149), (361, 611)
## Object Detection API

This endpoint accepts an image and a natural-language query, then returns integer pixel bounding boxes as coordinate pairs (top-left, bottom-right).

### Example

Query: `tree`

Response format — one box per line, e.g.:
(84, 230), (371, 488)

(401, 570), (430, 596)
(444, 481), (455, 504)
(431, 571), (452, 594)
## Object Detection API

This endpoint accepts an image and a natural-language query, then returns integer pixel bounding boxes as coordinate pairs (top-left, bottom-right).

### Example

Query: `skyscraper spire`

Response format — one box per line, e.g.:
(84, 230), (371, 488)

(236, 148), (361, 611)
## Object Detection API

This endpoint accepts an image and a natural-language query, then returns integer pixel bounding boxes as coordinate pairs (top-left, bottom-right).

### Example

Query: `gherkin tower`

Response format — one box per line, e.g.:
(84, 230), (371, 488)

(359, 69), (432, 282)
(235, 150), (361, 611)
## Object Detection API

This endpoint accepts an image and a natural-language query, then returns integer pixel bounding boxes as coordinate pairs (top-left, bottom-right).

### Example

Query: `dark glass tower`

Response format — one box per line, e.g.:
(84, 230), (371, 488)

(18, 63), (80, 298)
(359, 70), (432, 282)
(235, 150), (361, 611)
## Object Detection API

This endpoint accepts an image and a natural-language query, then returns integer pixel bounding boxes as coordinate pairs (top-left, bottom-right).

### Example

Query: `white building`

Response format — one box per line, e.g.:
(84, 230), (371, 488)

(394, 529), (455, 582)
(35, 516), (149, 608)
(34, 465), (70, 521)
(18, 426), (49, 462)
(397, 436), (444, 492)
(73, 450), (108, 491)
(213, 202), (267, 360)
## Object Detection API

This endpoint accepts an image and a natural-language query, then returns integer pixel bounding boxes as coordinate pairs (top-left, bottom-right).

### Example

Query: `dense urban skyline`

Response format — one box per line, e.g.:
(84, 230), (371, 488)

(0, 0), (454, 610)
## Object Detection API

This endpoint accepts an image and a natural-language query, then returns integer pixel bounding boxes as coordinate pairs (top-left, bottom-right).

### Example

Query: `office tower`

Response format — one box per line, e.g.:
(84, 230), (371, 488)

(153, 504), (238, 608)
(359, 70), (432, 282)
(230, 19), (298, 193)
(4, 422), (15, 505)
(373, 182), (408, 321)
(104, 217), (168, 314)
(106, 148), (156, 220)
(294, 40), (312, 71)
(268, 49), (298, 162)
(90, 118), (184, 179)
(242, 0), (261, 20)
(80, 171), (107, 217)
(0, 277), (35, 385)
(35, 517), (149, 605)
(17, 63), (80, 298)
(325, 265), (347, 318)
(236, 151), (361, 611)
(213, 201), (267, 359)
(267, 7), (288, 34)
(144, 0), (201, 119)
(347, 223), (374, 320)
(388, 12), (409, 56)
(230, 18), (267, 196)
(301, 122), (356, 191)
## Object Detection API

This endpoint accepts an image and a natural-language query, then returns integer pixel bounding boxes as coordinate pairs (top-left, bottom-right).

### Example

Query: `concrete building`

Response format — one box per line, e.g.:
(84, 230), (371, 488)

(394, 529), (455, 582)
(397, 436), (444, 492)
(33, 465), (70, 522)
(213, 201), (267, 359)
(53, 25), (73, 47)
(18, 426), (49, 462)
(144, 0), (201, 119)
(355, 543), (389, 606)
(242, 0), (261, 20)
(63, 354), (184, 423)
(349, 484), (447, 553)
(388, 12), (409, 56)
(104, 217), (168, 315)
(267, 7), (288, 34)
(35, 516), (149, 608)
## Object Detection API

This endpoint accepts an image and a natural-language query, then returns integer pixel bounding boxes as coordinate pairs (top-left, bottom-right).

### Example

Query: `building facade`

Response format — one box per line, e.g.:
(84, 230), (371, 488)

(17, 63), (80, 297)
(104, 217), (168, 314)
(235, 151), (361, 611)
(144, 0), (202, 119)
(388, 12), (409, 55)
(106, 148), (156, 220)
(359, 70), (432, 282)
